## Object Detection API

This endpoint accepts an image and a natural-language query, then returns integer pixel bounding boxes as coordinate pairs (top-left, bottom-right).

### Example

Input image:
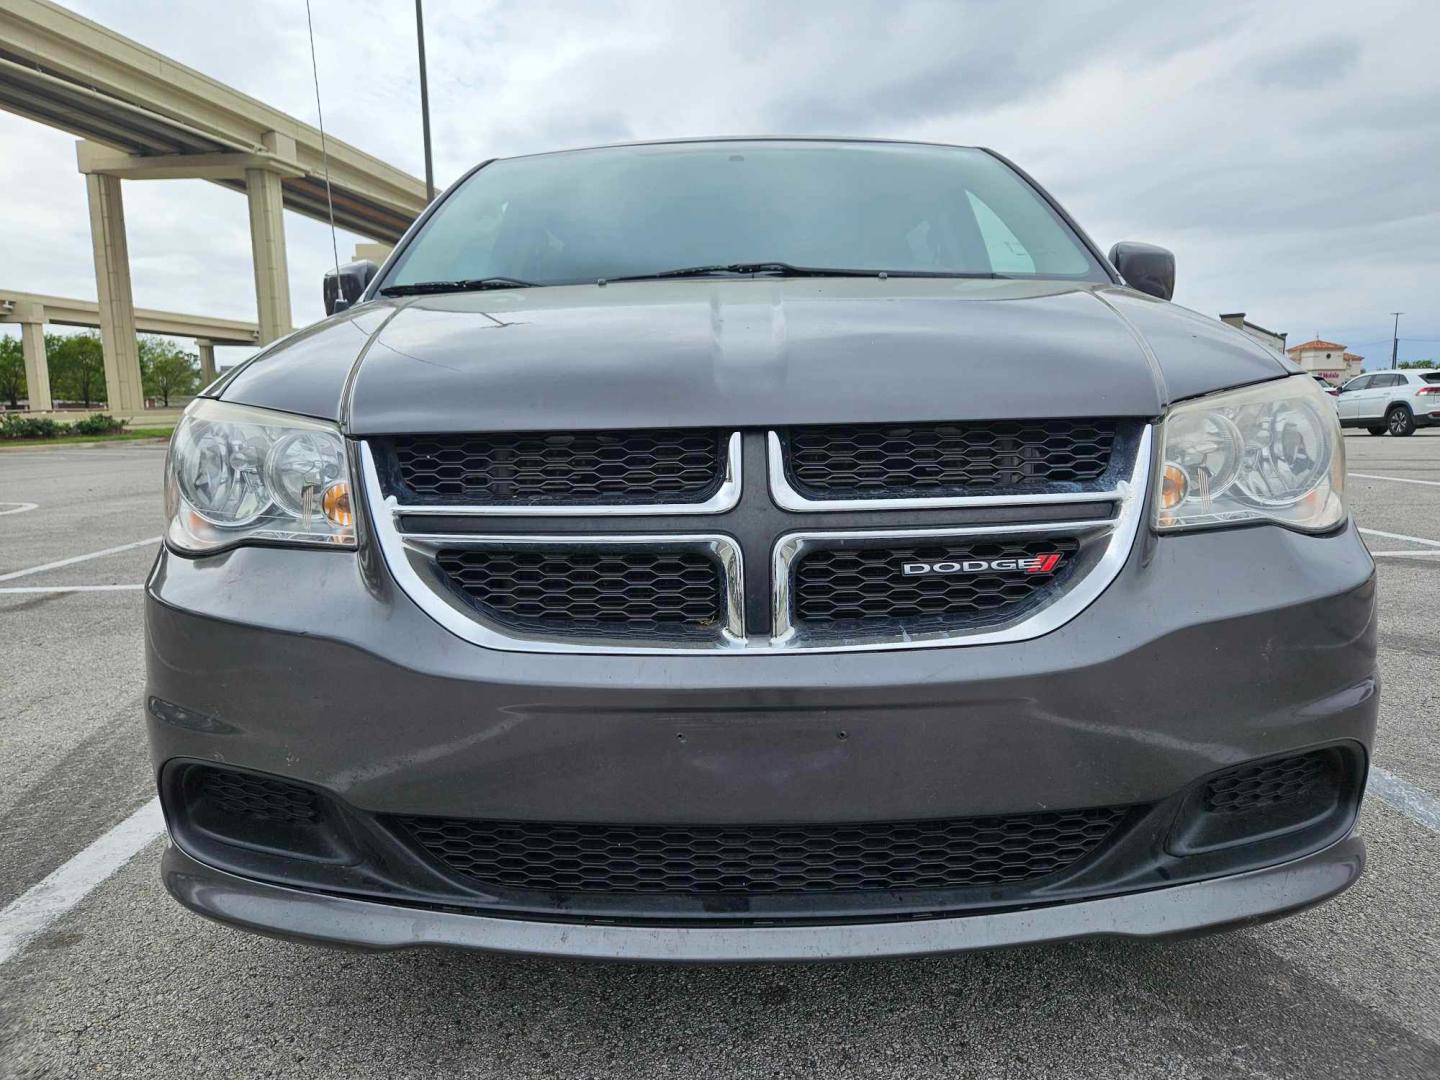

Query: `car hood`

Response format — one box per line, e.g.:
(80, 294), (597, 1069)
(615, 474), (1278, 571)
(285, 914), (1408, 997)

(218, 278), (1294, 432)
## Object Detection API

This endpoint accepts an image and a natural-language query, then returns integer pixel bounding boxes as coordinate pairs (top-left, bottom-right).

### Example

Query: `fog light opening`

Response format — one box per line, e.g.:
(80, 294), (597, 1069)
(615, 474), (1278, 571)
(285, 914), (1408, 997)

(1167, 748), (1357, 857)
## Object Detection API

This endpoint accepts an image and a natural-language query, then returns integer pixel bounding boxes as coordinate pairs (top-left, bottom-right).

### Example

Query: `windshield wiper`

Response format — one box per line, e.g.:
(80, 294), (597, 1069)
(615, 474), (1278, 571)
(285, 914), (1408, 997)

(605, 263), (1010, 283)
(607, 262), (876, 283)
(379, 277), (538, 296)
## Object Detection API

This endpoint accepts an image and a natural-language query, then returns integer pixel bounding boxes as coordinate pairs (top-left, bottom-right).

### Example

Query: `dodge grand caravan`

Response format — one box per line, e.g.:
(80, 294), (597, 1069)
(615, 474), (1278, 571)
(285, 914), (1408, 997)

(148, 139), (1375, 961)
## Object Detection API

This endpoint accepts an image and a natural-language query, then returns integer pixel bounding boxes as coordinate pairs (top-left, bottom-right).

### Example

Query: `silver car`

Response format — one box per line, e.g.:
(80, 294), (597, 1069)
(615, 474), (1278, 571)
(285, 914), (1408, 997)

(1337, 369), (1440, 435)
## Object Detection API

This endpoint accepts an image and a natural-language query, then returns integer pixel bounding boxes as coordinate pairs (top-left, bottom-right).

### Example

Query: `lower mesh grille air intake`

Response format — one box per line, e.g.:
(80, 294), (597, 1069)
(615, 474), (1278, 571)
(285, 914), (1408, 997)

(791, 536), (1082, 632)
(380, 429), (726, 506)
(197, 767), (320, 824)
(435, 548), (726, 638)
(394, 807), (1127, 895)
(783, 420), (1123, 499)
(1204, 752), (1334, 814)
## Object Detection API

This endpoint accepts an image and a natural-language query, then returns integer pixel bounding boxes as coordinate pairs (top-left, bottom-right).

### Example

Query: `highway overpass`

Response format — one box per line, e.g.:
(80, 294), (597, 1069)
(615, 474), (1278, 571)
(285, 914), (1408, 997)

(0, 0), (426, 412)
(0, 289), (260, 411)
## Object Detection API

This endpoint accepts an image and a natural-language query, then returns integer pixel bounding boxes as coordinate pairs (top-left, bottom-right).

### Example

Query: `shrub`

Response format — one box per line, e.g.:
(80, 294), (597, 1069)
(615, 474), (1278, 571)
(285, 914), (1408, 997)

(70, 413), (126, 436)
(0, 413), (64, 440)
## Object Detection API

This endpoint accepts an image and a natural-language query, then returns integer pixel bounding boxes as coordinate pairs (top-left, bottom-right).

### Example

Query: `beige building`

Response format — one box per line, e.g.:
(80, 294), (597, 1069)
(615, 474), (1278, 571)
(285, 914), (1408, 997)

(1219, 313), (1287, 355)
(1285, 339), (1364, 385)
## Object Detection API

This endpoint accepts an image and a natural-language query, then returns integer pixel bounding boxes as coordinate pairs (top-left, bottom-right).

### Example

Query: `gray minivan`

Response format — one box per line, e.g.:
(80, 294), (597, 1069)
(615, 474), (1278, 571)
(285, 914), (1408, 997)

(148, 139), (1374, 961)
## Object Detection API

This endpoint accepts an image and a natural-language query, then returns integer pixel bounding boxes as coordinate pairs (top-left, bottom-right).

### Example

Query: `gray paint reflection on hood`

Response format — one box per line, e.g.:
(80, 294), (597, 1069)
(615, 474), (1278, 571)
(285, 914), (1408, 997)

(1096, 289), (1299, 404)
(347, 279), (1164, 434)
(213, 304), (398, 423)
(220, 279), (1291, 431)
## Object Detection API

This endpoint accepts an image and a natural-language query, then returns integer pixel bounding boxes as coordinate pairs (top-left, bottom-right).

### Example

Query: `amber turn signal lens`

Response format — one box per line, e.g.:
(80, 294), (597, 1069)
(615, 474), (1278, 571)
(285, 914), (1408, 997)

(322, 482), (353, 527)
(1160, 463), (1188, 510)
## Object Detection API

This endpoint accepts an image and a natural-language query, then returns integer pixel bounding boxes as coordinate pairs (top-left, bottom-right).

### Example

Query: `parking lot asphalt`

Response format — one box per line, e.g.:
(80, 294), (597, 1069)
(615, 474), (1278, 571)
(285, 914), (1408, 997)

(1, 431), (1438, 1079)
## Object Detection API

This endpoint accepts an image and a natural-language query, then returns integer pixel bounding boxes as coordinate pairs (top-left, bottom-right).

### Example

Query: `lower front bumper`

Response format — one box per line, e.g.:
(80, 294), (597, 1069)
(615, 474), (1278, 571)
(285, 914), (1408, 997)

(163, 834), (1365, 963)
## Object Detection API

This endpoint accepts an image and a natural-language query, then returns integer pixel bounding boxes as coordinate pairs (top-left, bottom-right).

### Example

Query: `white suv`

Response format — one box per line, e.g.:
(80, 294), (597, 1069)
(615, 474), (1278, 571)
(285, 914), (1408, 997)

(1336, 369), (1440, 436)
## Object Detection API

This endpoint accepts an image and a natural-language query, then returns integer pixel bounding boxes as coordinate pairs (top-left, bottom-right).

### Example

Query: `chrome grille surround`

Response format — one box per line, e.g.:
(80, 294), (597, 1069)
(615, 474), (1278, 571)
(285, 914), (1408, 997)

(778, 420), (1122, 502)
(383, 428), (728, 507)
(787, 535), (1086, 631)
(360, 426), (1152, 655)
(370, 535), (745, 654)
(767, 430), (1127, 511)
(434, 545), (730, 640)
(378, 431), (741, 517)
(772, 518), (1124, 649)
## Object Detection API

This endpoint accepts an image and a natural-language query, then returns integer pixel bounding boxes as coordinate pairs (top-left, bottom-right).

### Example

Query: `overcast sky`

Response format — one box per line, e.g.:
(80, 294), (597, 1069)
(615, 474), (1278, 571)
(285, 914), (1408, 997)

(2, 0), (1438, 370)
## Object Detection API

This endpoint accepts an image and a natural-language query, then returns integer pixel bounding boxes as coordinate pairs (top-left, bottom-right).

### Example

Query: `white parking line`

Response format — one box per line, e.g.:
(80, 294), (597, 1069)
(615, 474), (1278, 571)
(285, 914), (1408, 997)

(0, 536), (160, 583)
(1369, 768), (1440, 834)
(0, 798), (164, 967)
(1351, 472), (1440, 488)
(1370, 550), (1440, 559)
(1358, 527), (1440, 549)
(0, 584), (145, 594)
(0, 501), (38, 516)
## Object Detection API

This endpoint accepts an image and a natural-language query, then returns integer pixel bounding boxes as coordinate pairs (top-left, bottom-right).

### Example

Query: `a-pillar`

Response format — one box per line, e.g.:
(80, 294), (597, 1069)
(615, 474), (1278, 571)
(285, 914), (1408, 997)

(247, 131), (294, 345)
(85, 172), (146, 414)
(13, 301), (53, 412)
(195, 338), (217, 384)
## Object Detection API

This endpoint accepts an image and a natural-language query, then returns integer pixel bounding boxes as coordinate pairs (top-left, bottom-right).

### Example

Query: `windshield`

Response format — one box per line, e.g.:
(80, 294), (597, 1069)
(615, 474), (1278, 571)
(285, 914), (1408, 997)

(381, 141), (1108, 289)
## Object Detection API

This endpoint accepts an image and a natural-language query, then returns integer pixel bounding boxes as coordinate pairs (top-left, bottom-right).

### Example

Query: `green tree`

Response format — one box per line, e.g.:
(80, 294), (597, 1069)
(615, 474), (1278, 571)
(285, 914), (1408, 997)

(138, 336), (200, 407)
(1398, 360), (1436, 369)
(48, 331), (106, 407)
(0, 335), (25, 408)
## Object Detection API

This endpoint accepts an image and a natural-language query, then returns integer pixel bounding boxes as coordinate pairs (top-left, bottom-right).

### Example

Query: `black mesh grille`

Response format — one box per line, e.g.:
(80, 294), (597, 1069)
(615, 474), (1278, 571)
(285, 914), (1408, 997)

(1205, 753), (1333, 814)
(395, 807), (1127, 895)
(436, 548), (725, 637)
(384, 429), (725, 505)
(197, 769), (319, 824)
(792, 536), (1082, 631)
(784, 420), (1121, 499)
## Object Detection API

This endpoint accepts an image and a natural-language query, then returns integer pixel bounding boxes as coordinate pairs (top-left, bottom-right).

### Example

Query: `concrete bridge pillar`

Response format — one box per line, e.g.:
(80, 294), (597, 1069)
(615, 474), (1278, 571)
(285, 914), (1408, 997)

(247, 131), (294, 345)
(13, 301), (52, 412)
(195, 338), (217, 384)
(84, 172), (145, 414)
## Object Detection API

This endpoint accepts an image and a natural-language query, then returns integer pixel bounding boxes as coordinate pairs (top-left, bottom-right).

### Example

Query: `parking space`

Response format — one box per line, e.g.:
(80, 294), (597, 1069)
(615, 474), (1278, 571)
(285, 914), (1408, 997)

(1, 432), (1438, 1078)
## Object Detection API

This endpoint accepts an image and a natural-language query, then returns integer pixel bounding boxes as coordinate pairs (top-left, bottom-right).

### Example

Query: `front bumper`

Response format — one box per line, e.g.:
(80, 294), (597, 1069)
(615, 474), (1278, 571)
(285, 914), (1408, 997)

(145, 517), (1378, 957)
(163, 835), (1365, 962)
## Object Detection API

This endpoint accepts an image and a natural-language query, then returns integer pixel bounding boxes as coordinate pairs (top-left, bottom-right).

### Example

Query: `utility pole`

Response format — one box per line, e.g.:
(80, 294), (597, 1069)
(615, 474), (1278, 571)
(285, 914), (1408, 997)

(1390, 312), (1403, 369)
(415, 0), (435, 202)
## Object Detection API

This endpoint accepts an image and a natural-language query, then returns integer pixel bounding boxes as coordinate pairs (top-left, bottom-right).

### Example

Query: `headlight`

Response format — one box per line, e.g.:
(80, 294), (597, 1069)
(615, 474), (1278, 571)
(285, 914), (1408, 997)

(165, 399), (355, 553)
(1155, 375), (1345, 533)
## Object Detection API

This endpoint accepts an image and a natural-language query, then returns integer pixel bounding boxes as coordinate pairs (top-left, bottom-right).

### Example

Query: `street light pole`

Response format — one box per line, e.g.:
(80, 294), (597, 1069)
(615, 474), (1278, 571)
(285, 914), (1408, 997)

(1390, 312), (1403, 369)
(415, 0), (435, 202)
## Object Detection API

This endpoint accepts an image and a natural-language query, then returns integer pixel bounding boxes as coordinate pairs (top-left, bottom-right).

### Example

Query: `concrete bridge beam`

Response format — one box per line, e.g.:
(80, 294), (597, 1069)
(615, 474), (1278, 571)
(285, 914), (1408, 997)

(81, 135), (297, 352)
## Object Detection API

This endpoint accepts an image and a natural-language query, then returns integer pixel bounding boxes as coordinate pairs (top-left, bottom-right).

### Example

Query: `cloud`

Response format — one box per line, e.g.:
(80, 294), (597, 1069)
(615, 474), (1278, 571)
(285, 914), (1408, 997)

(1254, 38), (1360, 89)
(2, 0), (1437, 368)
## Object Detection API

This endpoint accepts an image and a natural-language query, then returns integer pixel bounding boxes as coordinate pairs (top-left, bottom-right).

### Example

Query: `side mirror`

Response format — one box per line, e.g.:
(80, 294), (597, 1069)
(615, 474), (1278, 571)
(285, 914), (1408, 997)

(323, 260), (380, 315)
(1108, 242), (1175, 301)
